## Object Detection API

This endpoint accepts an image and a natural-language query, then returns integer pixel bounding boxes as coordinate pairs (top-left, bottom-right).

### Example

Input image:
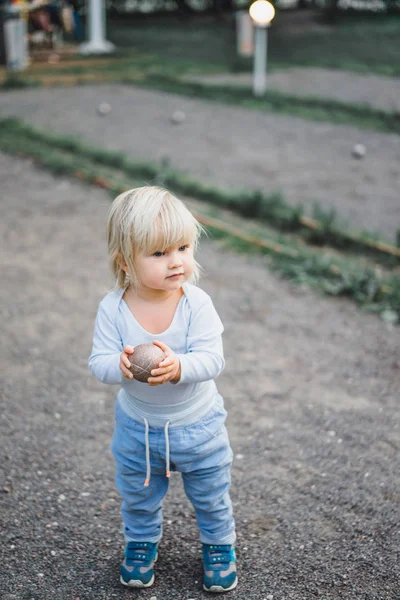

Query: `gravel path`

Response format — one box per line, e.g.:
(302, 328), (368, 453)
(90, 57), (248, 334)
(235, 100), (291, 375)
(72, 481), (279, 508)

(1, 152), (399, 600)
(1, 84), (400, 242)
(184, 68), (400, 113)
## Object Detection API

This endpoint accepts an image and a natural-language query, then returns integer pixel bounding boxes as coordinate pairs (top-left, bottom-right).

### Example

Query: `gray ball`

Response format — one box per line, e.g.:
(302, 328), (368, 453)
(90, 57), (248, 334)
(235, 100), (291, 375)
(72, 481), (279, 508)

(97, 102), (112, 116)
(128, 344), (165, 383)
(352, 143), (366, 159)
(170, 110), (186, 124)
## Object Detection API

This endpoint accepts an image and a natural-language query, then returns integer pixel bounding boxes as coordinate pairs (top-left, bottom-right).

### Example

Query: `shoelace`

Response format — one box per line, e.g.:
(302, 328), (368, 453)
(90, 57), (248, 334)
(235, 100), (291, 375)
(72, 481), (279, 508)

(125, 542), (154, 565)
(205, 545), (232, 566)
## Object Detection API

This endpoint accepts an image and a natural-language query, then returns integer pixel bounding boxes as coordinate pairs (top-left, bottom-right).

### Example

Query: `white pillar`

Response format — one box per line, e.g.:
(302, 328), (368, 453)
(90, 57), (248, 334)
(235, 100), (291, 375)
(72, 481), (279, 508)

(4, 15), (29, 71)
(236, 10), (253, 57)
(252, 25), (267, 97)
(79, 0), (115, 55)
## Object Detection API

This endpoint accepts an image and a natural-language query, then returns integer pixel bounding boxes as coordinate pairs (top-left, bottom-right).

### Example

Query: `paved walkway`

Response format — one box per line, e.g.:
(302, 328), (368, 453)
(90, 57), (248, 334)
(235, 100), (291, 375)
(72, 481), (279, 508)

(184, 67), (400, 113)
(1, 84), (399, 241)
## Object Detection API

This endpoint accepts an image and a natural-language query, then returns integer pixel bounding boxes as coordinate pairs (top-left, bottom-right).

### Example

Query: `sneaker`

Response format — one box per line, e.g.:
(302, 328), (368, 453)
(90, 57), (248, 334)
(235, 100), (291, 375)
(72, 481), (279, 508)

(120, 541), (158, 588)
(202, 544), (238, 593)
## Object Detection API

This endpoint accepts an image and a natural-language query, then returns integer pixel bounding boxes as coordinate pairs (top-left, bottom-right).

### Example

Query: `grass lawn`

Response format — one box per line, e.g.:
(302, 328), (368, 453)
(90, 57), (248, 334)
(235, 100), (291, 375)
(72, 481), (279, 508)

(106, 11), (400, 76)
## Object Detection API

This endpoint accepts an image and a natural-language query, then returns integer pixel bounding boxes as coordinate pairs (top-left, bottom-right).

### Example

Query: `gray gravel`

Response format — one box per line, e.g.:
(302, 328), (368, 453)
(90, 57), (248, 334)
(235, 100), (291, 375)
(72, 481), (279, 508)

(1, 84), (400, 241)
(1, 151), (399, 600)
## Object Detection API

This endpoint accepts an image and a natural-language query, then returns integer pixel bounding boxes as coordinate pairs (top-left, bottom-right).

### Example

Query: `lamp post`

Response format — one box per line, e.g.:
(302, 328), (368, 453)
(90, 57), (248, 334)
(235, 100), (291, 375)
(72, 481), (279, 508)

(249, 0), (275, 97)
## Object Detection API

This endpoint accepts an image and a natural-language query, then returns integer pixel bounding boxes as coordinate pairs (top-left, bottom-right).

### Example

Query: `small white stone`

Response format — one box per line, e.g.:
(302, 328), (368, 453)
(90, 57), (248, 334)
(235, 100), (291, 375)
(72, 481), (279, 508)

(38, 573), (44, 578)
(352, 143), (366, 159)
(150, 596), (157, 600)
(337, 438), (343, 444)
(235, 454), (244, 460)
(328, 430), (336, 437)
(10, 545), (15, 550)
(97, 102), (112, 116)
(266, 595), (274, 600)
(54, 413), (61, 420)
(299, 544), (304, 550)
(51, 550), (56, 556)
(81, 492), (90, 496)
(58, 494), (66, 502)
(167, 519), (173, 525)
(364, 472), (370, 478)
(170, 110), (186, 124)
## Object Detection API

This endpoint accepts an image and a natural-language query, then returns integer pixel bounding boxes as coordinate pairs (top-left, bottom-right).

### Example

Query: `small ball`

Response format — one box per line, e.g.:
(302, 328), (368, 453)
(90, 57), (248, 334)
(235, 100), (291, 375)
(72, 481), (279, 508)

(170, 110), (186, 124)
(352, 143), (366, 159)
(97, 102), (112, 116)
(128, 344), (165, 383)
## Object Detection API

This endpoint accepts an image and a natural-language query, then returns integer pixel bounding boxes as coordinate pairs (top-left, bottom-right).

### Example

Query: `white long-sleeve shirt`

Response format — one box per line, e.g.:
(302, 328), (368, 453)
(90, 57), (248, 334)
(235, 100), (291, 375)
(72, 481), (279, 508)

(88, 283), (225, 427)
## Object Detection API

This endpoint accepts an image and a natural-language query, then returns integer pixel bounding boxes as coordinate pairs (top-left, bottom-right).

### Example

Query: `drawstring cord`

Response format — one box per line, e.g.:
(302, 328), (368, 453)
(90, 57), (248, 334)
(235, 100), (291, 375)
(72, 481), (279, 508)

(165, 420), (171, 478)
(144, 418), (150, 487)
(143, 418), (172, 487)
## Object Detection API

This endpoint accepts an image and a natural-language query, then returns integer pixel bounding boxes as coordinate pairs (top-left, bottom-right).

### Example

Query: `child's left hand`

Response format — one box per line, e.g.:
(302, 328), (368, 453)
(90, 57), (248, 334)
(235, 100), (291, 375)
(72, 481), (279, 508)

(147, 340), (181, 386)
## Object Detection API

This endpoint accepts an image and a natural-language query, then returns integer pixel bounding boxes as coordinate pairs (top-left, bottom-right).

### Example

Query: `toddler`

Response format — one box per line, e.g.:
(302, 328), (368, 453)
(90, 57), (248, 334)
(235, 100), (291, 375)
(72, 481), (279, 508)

(88, 186), (237, 592)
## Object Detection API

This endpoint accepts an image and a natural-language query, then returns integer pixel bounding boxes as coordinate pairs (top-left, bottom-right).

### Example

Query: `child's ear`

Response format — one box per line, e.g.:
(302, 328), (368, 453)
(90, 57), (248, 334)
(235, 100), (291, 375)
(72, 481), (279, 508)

(117, 253), (128, 273)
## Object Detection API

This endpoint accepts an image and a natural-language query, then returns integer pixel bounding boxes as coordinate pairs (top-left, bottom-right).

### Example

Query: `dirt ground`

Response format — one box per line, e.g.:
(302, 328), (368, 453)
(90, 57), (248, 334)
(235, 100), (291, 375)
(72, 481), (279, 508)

(1, 84), (400, 241)
(0, 147), (399, 600)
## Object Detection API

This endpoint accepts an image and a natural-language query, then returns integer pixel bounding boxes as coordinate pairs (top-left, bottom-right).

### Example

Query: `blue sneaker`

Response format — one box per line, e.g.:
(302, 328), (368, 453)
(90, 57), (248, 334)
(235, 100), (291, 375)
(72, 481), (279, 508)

(120, 541), (158, 588)
(202, 544), (238, 593)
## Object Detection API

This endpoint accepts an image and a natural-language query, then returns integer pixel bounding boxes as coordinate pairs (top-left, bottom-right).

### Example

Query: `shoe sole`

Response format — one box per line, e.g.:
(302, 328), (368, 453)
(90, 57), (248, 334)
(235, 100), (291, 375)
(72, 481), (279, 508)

(203, 577), (238, 593)
(120, 551), (158, 588)
(120, 573), (155, 588)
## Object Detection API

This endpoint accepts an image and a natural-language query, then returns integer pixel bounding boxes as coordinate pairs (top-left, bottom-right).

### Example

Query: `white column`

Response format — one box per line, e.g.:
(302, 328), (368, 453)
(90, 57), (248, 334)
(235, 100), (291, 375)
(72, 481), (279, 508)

(236, 10), (254, 57)
(4, 6), (29, 71)
(252, 25), (267, 97)
(80, 0), (115, 55)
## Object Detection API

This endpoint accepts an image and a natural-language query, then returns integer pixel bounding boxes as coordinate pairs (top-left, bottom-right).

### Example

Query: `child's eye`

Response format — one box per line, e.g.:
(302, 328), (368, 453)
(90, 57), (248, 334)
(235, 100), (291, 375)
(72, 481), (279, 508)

(178, 245), (188, 252)
(153, 251), (164, 257)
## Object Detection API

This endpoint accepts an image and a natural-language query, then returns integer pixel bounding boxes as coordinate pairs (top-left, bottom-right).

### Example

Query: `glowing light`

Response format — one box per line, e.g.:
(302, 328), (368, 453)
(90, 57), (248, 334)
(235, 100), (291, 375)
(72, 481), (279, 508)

(249, 0), (275, 26)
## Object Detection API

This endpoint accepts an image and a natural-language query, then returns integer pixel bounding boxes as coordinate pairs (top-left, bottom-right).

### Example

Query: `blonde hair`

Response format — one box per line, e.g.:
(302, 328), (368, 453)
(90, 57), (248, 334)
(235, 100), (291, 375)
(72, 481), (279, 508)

(107, 186), (204, 289)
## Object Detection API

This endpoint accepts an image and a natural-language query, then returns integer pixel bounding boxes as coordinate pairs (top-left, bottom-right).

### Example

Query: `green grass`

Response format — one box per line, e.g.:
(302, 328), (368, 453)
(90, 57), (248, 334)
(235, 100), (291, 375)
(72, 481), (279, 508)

(7, 55), (400, 136)
(106, 12), (400, 77)
(142, 75), (400, 135)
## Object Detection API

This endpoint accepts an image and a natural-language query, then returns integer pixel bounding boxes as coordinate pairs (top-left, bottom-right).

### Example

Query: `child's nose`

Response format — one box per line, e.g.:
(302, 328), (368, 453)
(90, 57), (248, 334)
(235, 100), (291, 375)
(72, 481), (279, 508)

(169, 252), (183, 268)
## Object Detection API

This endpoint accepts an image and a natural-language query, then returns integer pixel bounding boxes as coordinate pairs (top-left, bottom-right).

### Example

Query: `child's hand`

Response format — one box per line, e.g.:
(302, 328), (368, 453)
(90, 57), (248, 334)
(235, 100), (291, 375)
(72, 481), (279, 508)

(120, 345), (134, 379)
(147, 340), (181, 386)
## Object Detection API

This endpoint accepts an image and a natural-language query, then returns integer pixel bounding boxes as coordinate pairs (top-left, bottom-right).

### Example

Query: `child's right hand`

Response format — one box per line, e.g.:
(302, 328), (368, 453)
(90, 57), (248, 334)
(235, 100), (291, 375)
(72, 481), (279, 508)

(120, 345), (134, 379)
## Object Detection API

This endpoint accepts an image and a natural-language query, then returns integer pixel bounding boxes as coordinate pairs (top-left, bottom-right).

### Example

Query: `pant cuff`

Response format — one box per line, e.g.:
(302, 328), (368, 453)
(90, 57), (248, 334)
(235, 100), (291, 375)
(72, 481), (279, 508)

(200, 531), (236, 545)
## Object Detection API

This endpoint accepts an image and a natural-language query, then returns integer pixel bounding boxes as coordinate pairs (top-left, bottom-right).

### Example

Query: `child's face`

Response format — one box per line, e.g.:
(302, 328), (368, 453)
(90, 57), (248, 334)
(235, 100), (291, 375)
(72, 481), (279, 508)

(134, 243), (195, 292)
